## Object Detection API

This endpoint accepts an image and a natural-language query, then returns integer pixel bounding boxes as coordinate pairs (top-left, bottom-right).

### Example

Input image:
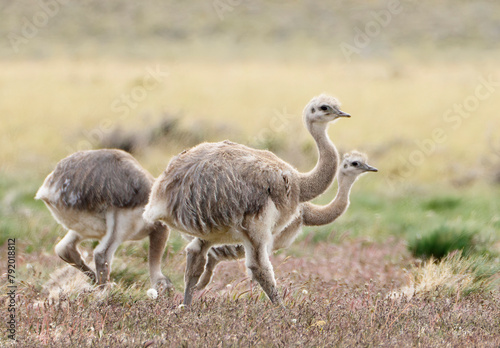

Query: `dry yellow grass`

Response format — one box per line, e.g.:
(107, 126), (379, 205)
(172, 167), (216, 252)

(391, 251), (499, 299)
(1, 58), (499, 185)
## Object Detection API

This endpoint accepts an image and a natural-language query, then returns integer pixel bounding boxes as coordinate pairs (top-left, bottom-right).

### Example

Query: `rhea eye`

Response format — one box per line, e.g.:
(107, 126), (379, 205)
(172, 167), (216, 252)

(319, 105), (328, 111)
(352, 161), (359, 167)
(311, 107), (315, 113)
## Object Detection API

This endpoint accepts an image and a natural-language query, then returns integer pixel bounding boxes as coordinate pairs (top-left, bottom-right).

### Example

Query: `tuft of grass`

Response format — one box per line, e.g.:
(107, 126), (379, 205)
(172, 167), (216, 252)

(422, 196), (461, 211)
(408, 223), (478, 259)
(405, 251), (500, 298)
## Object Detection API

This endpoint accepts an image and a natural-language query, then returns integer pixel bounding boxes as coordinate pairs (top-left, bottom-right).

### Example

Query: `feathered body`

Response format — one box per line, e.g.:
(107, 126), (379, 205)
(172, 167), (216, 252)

(37, 149), (152, 214)
(146, 140), (301, 242)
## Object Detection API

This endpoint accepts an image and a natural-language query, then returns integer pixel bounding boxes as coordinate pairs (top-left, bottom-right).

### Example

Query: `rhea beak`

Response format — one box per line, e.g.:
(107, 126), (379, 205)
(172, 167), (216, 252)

(364, 164), (378, 172)
(337, 110), (351, 118)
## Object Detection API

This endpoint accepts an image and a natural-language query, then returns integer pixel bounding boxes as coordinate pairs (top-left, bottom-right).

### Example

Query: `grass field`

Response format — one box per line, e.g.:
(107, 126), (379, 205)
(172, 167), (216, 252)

(0, 57), (499, 346)
(1, 0), (500, 346)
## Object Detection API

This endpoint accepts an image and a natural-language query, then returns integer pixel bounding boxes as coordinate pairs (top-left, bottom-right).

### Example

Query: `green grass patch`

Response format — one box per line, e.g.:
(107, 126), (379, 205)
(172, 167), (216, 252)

(409, 223), (478, 259)
(422, 196), (462, 211)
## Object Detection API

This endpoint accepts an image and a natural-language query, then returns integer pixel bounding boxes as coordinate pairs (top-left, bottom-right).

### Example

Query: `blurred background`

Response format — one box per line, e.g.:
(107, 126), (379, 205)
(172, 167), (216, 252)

(1, 1), (500, 182)
(0, 0), (499, 290)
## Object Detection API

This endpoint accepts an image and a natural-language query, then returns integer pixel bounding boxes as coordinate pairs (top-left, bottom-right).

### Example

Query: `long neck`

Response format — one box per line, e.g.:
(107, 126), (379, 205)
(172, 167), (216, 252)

(301, 173), (356, 226)
(298, 123), (339, 202)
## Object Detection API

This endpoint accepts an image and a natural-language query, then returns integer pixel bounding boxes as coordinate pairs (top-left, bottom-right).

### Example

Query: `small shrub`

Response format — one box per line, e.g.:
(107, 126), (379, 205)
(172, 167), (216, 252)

(422, 196), (461, 211)
(99, 127), (140, 154)
(409, 224), (477, 259)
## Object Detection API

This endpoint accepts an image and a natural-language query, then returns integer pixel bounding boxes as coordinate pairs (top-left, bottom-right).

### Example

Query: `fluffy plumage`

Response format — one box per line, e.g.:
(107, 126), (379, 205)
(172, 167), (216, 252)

(36, 149), (153, 211)
(147, 141), (299, 234)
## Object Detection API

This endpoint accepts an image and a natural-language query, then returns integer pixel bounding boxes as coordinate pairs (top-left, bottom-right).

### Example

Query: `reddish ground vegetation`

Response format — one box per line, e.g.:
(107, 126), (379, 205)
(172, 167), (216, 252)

(1, 239), (499, 347)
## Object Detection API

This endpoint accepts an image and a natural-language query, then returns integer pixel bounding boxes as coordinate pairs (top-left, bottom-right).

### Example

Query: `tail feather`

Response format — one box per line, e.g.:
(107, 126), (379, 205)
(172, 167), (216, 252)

(142, 202), (166, 224)
(34, 184), (50, 201)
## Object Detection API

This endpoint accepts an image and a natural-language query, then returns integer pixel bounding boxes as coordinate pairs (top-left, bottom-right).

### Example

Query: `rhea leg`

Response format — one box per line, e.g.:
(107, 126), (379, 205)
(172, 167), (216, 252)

(196, 216), (302, 291)
(184, 238), (212, 305)
(55, 230), (97, 282)
(243, 239), (281, 305)
(196, 245), (245, 291)
(148, 223), (173, 292)
(241, 212), (281, 305)
(93, 238), (122, 285)
(93, 210), (124, 285)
